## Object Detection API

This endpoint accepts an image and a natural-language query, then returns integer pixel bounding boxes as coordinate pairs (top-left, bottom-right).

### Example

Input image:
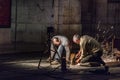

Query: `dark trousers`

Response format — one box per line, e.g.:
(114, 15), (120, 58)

(50, 44), (70, 61)
(80, 50), (105, 65)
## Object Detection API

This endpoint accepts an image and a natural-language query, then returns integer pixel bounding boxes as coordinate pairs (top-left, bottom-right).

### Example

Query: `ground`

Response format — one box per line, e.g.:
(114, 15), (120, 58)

(0, 53), (120, 80)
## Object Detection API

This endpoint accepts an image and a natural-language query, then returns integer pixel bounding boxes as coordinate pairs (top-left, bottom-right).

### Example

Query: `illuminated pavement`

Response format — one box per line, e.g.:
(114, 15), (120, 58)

(0, 53), (120, 80)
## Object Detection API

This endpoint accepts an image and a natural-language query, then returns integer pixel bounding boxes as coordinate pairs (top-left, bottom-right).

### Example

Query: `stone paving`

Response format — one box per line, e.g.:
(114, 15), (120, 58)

(0, 54), (120, 80)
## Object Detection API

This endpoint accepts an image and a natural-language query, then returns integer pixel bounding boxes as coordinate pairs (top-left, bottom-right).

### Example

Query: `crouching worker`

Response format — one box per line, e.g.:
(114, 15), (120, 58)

(73, 34), (106, 67)
(47, 35), (70, 65)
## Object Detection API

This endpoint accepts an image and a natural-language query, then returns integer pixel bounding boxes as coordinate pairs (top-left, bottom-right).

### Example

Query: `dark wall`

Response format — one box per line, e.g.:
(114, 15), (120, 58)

(81, 0), (97, 37)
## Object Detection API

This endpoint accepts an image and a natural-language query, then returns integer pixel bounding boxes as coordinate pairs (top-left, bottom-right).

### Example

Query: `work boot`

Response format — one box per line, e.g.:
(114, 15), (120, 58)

(51, 60), (60, 65)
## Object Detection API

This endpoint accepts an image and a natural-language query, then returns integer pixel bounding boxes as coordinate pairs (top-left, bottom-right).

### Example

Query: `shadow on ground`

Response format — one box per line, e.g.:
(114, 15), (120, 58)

(0, 53), (119, 80)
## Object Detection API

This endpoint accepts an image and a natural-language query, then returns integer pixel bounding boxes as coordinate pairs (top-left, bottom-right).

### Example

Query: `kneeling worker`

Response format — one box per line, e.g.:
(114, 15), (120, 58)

(48, 35), (70, 64)
(73, 34), (106, 66)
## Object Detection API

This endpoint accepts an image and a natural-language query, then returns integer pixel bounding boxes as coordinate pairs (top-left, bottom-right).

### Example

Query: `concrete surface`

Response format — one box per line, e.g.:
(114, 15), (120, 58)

(0, 53), (120, 80)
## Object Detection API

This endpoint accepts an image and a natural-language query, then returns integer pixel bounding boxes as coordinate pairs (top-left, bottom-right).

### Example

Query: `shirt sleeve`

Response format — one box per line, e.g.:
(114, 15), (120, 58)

(79, 36), (87, 59)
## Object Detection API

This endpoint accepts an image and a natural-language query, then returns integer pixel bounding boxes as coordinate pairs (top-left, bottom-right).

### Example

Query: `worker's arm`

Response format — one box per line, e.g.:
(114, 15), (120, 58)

(75, 49), (84, 63)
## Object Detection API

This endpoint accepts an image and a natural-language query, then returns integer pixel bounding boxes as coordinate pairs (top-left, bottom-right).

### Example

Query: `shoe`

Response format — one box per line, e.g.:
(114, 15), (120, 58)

(51, 60), (60, 65)
(46, 58), (53, 62)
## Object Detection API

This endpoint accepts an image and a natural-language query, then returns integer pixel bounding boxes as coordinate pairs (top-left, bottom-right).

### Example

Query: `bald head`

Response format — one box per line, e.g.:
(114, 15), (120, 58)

(73, 34), (80, 44)
(52, 37), (61, 46)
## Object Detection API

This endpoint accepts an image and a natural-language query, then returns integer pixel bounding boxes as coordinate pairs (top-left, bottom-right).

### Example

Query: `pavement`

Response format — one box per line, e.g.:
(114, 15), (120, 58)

(0, 43), (120, 80)
(0, 53), (120, 80)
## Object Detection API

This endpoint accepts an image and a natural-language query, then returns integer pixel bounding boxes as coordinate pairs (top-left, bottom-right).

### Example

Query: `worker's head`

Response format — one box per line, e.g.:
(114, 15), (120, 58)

(73, 34), (80, 44)
(52, 37), (61, 46)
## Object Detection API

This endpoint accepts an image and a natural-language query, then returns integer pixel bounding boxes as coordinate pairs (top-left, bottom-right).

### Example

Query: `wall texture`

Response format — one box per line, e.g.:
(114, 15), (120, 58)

(0, 0), (120, 52)
(10, 0), (120, 44)
(11, 0), (53, 43)
(54, 0), (82, 40)
(11, 0), (82, 44)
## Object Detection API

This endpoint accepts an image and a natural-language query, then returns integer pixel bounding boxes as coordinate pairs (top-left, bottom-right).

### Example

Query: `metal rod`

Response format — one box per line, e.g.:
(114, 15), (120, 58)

(14, 0), (18, 50)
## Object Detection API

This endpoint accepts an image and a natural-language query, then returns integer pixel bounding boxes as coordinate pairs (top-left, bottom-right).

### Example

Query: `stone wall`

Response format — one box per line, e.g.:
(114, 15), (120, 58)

(0, 29), (11, 44)
(11, 0), (54, 43)
(54, 0), (82, 40)
(11, 0), (82, 43)
(10, 0), (120, 43)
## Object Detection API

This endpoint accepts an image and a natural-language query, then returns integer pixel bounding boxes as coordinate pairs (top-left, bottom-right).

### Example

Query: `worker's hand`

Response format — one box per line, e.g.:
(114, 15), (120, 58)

(75, 53), (80, 58)
(75, 51), (81, 58)
(75, 58), (81, 64)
